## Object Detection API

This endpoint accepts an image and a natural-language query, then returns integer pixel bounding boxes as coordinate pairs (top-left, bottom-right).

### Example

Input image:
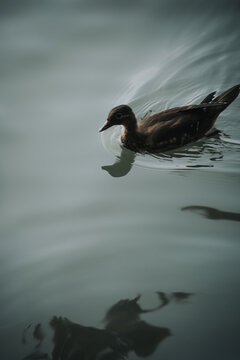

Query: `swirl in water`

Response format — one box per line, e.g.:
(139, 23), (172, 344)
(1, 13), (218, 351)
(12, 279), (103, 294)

(101, 30), (240, 175)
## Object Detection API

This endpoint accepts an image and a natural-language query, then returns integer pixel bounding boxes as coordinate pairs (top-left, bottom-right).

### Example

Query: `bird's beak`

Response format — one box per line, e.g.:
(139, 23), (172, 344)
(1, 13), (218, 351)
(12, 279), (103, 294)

(98, 121), (111, 133)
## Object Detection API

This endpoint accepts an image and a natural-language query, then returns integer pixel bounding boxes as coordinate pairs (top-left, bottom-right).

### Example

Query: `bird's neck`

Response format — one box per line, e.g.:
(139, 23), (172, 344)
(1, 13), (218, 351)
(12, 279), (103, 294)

(121, 120), (141, 150)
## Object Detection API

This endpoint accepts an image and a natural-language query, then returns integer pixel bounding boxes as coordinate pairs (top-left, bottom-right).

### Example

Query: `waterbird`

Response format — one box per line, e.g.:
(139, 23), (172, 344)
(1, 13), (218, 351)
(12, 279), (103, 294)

(99, 84), (240, 153)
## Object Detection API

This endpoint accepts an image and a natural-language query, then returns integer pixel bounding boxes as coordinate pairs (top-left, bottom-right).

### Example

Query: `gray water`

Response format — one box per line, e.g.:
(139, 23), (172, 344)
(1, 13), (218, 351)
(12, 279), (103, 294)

(1, 1), (240, 359)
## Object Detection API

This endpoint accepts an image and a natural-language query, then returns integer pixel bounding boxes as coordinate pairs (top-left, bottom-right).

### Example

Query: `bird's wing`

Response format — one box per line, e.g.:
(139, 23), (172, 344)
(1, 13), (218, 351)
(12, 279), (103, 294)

(139, 103), (224, 131)
(178, 103), (226, 113)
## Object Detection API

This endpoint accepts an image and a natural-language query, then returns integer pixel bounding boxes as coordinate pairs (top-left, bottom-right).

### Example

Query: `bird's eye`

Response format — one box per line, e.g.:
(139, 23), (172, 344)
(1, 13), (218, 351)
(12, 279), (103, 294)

(116, 113), (122, 119)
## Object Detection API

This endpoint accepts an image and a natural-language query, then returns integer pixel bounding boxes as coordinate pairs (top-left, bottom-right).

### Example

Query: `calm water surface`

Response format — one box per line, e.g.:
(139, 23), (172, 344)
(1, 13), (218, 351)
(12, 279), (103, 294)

(1, 1), (240, 359)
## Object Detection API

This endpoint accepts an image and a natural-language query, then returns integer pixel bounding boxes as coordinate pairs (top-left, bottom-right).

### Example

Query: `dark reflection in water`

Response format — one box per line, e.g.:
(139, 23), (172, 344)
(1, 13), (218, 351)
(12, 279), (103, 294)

(22, 291), (193, 360)
(182, 206), (240, 222)
(102, 133), (225, 177)
(102, 147), (136, 178)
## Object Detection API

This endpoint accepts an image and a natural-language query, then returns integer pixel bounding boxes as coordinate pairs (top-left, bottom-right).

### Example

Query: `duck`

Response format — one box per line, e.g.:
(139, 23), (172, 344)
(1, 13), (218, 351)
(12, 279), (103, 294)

(99, 84), (240, 153)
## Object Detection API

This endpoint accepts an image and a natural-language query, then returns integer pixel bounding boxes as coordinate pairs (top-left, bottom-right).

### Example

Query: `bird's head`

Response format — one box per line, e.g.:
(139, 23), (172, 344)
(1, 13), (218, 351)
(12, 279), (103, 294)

(99, 104), (136, 132)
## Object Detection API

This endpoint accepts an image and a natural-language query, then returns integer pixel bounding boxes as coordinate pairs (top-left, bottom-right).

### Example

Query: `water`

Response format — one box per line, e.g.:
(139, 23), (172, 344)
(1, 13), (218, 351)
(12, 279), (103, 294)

(1, 1), (240, 359)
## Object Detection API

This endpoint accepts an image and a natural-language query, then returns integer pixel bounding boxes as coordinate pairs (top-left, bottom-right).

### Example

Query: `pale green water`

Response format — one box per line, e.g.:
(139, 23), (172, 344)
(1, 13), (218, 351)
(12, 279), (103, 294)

(1, 1), (240, 359)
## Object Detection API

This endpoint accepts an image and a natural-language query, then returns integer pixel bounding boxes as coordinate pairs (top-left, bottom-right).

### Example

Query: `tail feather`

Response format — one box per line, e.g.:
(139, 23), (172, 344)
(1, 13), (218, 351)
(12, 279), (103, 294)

(200, 91), (216, 104)
(212, 84), (240, 111)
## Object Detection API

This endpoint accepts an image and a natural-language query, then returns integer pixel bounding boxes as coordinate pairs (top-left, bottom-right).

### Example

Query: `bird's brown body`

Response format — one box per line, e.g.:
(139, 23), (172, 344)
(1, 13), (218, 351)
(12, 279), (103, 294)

(99, 85), (240, 153)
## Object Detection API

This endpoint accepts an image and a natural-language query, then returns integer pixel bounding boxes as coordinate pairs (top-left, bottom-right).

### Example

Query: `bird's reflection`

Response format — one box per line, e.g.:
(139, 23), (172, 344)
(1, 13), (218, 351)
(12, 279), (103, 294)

(182, 205), (240, 222)
(102, 146), (136, 177)
(101, 132), (224, 177)
(22, 291), (193, 360)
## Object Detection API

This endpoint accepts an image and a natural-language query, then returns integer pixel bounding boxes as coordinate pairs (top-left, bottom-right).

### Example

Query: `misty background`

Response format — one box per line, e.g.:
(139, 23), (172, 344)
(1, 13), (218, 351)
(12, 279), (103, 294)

(1, 1), (240, 359)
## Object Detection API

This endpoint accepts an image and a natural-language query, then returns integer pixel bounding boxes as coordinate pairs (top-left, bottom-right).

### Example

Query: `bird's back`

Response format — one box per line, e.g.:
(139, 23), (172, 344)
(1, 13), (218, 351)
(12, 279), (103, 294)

(137, 104), (226, 151)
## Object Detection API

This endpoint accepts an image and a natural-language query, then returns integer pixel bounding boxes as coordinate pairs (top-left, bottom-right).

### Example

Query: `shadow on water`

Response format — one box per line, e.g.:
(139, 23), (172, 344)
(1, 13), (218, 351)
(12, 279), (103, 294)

(22, 291), (193, 360)
(182, 206), (240, 222)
